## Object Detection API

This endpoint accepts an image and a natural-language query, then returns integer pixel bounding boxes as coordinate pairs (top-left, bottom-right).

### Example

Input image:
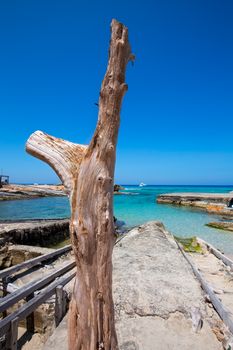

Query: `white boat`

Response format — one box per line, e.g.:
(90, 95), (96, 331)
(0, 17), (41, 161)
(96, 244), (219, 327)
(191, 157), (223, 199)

(139, 182), (146, 187)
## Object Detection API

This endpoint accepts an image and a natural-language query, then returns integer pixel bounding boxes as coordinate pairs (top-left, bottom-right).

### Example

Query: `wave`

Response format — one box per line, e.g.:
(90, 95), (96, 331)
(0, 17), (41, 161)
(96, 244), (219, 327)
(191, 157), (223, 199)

(124, 187), (141, 191)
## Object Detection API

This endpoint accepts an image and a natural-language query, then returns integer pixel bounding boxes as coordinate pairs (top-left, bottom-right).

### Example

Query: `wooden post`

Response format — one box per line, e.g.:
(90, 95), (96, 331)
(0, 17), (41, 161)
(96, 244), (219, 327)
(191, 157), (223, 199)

(2, 277), (8, 318)
(2, 277), (8, 297)
(5, 317), (18, 350)
(26, 19), (133, 350)
(26, 293), (35, 333)
(55, 285), (66, 326)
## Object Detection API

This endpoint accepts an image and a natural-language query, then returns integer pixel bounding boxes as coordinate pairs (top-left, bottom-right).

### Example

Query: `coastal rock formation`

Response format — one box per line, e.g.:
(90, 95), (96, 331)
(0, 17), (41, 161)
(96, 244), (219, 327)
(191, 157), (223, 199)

(157, 192), (232, 204)
(0, 184), (126, 201)
(0, 244), (55, 269)
(206, 221), (233, 232)
(157, 192), (233, 217)
(0, 219), (70, 247)
(0, 218), (125, 249)
(0, 184), (66, 201)
(113, 222), (222, 349)
(43, 222), (222, 350)
(114, 184), (125, 192)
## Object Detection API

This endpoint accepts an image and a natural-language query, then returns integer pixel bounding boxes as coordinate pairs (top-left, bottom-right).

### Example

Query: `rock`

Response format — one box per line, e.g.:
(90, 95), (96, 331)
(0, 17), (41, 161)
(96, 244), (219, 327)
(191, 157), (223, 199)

(0, 244), (12, 268)
(0, 184), (66, 201)
(175, 236), (204, 253)
(157, 193), (232, 205)
(43, 221), (222, 350)
(157, 193), (233, 217)
(0, 219), (70, 247)
(114, 184), (125, 192)
(223, 336), (233, 349)
(8, 244), (55, 265)
(113, 222), (221, 349)
(0, 243), (56, 270)
(206, 222), (233, 232)
(191, 307), (203, 333)
(213, 289), (224, 295)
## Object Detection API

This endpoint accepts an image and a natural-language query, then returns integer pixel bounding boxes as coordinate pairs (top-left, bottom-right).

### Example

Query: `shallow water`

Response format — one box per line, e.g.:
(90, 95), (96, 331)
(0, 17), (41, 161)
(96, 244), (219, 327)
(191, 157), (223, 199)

(1, 185), (233, 254)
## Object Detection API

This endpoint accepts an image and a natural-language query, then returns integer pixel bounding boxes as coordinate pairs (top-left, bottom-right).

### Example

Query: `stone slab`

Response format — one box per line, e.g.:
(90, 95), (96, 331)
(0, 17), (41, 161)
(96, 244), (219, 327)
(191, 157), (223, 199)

(43, 221), (222, 350)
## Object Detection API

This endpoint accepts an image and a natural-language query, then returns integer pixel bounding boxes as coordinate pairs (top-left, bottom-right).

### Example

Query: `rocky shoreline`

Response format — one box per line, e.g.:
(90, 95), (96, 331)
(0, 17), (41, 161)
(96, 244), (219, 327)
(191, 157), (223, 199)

(0, 184), (66, 201)
(0, 184), (128, 201)
(0, 219), (70, 248)
(206, 221), (233, 232)
(157, 192), (233, 217)
(0, 217), (126, 254)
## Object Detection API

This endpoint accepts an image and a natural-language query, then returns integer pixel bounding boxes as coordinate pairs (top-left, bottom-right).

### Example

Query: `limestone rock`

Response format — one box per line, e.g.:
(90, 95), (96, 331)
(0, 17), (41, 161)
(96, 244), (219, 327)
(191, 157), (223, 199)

(43, 221), (222, 350)
(0, 184), (66, 201)
(0, 219), (70, 247)
(157, 193), (233, 217)
(113, 222), (221, 349)
(206, 221), (233, 233)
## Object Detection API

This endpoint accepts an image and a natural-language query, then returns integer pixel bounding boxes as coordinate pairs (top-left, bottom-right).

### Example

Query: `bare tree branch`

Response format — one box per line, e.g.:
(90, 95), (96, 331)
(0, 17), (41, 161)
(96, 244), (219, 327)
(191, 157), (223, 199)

(26, 131), (87, 194)
(26, 19), (133, 350)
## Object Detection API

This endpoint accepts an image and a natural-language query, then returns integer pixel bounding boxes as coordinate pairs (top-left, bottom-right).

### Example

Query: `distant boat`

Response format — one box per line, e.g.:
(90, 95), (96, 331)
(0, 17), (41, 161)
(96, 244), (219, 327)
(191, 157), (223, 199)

(139, 182), (146, 187)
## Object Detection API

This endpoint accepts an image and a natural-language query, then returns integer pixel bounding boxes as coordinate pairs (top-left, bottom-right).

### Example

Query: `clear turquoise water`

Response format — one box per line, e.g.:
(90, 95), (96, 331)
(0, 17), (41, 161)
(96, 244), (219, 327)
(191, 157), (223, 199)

(1, 185), (233, 254)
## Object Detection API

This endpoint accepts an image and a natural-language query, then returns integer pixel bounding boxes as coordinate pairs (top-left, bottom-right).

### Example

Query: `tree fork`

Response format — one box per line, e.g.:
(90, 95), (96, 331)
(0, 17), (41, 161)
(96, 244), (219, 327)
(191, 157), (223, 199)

(26, 19), (133, 349)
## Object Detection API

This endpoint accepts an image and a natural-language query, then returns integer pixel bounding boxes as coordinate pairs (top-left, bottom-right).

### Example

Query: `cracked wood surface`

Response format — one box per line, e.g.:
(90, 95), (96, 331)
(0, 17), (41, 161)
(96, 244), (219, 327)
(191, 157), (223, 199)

(26, 19), (133, 350)
(26, 131), (87, 194)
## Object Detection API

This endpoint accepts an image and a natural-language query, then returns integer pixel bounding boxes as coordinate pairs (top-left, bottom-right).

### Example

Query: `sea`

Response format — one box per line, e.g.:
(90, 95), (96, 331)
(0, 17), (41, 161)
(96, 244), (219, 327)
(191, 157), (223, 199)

(1, 185), (233, 254)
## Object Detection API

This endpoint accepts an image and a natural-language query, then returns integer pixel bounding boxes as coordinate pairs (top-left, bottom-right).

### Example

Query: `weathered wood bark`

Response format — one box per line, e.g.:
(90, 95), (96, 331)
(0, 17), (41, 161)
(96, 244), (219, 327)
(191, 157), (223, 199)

(26, 19), (133, 350)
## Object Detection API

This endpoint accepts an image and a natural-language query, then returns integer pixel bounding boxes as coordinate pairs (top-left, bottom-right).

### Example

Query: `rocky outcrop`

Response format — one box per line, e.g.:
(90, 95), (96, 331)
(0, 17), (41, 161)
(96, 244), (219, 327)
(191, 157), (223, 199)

(157, 192), (232, 204)
(0, 184), (66, 201)
(114, 184), (125, 192)
(206, 221), (233, 232)
(0, 183), (127, 200)
(0, 244), (55, 269)
(43, 221), (223, 350)
(157, 192), (233, 217)
(113, 222), (222, 349)
(0, 183), (135, 202)
(0, 219), (70, 247)
(0, 218), (126, 248)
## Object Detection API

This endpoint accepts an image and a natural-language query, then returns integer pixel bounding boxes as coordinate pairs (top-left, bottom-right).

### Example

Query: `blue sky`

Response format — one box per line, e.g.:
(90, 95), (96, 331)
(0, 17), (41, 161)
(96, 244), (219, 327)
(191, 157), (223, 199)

(0, 0), (233, 185)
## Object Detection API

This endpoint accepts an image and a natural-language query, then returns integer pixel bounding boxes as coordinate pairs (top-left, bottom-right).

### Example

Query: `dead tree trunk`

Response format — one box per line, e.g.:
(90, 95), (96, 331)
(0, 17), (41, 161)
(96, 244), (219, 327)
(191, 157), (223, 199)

(26, 19), (133, 350)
